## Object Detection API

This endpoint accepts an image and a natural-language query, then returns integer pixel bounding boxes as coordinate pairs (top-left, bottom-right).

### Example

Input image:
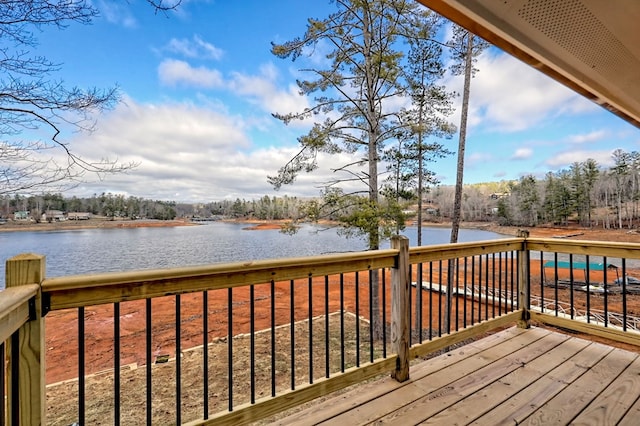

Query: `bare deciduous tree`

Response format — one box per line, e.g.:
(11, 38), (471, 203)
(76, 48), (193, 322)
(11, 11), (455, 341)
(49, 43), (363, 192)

(0, 0), (181, 195)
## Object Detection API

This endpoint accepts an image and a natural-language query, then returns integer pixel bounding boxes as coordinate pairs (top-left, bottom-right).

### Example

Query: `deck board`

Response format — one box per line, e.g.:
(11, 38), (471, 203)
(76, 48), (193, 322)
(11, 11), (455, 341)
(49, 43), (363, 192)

(471, 340), (613, 425)
(272, 327), (640, 425)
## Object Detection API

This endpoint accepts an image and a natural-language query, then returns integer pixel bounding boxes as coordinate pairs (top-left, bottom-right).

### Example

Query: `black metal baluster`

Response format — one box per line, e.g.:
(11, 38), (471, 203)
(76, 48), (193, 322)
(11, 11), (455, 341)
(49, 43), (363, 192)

(325, 275), (330, 378)
(429, 262), (433, 340)
(463, 258), (468, 328)
(340, 274), (345, 373)
(250, 285), (256, 403)
(114, 302), (121, 426)
(539, 252), (544, 313)
(408, 265), (413, 346)
(175, 294), (181, 424)
(569, 254), (574, 320)
(270, 280), (276, 397)
(417, 263), (423, 344)
(203, 291), (209, 419)
(511, 252), (516, 311)
(498, 253), (503, 316)
(471, 257), (476, 325)
(438, 260), (442, 337)
(554, 252), (559, 316)
(484, 255), (489, 321)
(308, 276), (313, 384)
(146, 299), (152, 426)
(525, 249), (531, 310)
(355, 272), (360, 367)
(368, 271), (374, 363)
(290, 280), (295, 390)
(10, 332), (19, 426)
(455, 258), (460, 331)
(492, 253), (496, 318)
(585, 257), (591, 323)
(603, 257), (609, 327)
(622, 259), (628, 331)
(1, 342), (5, 425)
(382, 270), (387, 357)
(478, 255), (483, 322)
(228, 288), (233, 411)
(79, 306), (85, 426)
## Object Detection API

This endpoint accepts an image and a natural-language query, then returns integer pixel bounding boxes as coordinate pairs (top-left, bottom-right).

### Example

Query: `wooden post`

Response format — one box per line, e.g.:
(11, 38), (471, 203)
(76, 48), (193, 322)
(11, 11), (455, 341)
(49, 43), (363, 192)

(391, 236), (410, 382)
(516, 230), (531, 329)
(5, 253), (46, 426)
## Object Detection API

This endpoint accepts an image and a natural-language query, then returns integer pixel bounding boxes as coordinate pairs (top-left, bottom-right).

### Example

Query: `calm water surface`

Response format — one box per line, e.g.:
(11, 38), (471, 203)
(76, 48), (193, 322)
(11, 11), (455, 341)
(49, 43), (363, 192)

(0, 222), (505, 287)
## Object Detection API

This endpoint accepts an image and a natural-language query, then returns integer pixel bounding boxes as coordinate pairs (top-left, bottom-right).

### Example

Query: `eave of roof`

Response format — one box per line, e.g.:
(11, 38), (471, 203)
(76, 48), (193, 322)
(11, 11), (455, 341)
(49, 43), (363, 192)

(417, 0), (640, 129)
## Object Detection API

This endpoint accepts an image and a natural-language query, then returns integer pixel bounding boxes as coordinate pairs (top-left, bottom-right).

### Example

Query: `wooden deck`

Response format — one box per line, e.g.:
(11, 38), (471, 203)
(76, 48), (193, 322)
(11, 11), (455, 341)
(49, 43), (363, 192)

(275, 327), (640, 425)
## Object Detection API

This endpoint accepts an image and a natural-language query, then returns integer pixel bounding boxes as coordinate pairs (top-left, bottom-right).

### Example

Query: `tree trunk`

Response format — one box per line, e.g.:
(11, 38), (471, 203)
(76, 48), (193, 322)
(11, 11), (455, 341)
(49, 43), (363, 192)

(450, 33), (473, 245)
(446, 33), (473, 333)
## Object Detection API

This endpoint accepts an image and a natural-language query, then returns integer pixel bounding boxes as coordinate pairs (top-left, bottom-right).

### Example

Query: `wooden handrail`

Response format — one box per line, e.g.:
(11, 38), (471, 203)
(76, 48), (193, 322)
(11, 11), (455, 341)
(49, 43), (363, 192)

(0, 284), (39, 347)
(408, 238), (523, 263)
(526, 238), (640, 259)
(41, 249), (399, 310)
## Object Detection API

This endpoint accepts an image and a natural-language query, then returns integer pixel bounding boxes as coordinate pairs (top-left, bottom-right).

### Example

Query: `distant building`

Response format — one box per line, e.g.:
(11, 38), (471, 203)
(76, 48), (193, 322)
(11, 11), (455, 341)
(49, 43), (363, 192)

(490, 192), (510, 199)
(14, 211), (30, 221)
(68, 212), (91, 220)
(42, 210), (66, 222)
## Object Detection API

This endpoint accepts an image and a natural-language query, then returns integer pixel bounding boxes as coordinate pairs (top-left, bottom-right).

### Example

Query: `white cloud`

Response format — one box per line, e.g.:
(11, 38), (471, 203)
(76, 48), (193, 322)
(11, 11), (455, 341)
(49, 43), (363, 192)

(165, 35), (224, 60)
(445, 50), (597, 132)
(228, 64), (310, 123)
(158, 59), (224, 88)
(63, 98), (364, 202)
(511, 148), (533, 160)
(567, 130), (607, 144)
(544, 149), (617, 169)
(466, 152), (493, 167)
(97, 1), (137, 28)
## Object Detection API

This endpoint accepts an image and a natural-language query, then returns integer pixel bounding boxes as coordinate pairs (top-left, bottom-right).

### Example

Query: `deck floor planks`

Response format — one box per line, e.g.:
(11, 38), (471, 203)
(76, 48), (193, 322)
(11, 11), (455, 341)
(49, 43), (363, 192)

(275, 328), (514, 426)
(520, 346), (639, 425)
(470, 340), (613, 426)
(420, 335), (592, 425)
(317, 328), (553, 425)
(371, 332), (570, 425)
(273, 327), (640, 426)
(570, 352), (640, 425)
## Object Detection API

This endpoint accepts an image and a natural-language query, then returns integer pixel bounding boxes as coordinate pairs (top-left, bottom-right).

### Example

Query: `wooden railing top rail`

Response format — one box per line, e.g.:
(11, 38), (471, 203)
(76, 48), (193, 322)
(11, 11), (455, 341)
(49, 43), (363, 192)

(0, 284), (38, 343)
(41, 249), (399, 310)
(526, 237), (640, 259)
(408, 238), (524, 264)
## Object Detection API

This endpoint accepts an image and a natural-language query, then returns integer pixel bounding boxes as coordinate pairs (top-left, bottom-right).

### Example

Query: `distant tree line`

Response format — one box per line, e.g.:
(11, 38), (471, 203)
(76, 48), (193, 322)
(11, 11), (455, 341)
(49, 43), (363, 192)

(496, 149), (640, 229)
(4, 149), (640, 229)
(1, 193), (178, 221)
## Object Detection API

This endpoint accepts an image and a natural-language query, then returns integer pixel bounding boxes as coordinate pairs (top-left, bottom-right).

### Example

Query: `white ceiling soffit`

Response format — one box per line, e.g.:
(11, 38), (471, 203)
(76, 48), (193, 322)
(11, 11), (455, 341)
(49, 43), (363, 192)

(417, 0), (640, 128)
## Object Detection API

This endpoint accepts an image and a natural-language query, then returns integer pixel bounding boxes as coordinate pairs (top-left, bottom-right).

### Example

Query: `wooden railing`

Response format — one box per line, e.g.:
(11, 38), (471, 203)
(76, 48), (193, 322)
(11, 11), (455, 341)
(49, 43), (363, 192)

(3, 235), (640, 425)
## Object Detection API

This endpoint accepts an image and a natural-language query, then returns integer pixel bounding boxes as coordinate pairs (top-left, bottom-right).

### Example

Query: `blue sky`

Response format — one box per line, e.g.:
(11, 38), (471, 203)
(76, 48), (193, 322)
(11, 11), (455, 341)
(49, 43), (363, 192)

(29, 0), (640, 202)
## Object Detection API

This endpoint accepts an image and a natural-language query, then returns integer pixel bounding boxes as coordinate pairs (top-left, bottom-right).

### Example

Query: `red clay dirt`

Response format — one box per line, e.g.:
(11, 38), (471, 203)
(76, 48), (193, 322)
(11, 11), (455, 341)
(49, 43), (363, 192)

(42, 224), (640, 384)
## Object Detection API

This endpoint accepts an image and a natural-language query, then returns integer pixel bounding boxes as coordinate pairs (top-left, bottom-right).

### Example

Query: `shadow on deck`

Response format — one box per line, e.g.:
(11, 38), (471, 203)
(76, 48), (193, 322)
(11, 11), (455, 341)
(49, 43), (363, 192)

(274, 326), (640, 425)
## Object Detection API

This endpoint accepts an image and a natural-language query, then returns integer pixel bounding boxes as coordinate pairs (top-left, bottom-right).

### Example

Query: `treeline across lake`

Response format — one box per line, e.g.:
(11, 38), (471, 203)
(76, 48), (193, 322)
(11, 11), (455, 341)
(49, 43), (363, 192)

(4, 148), (640, 230)
(498, 150), (640, 229)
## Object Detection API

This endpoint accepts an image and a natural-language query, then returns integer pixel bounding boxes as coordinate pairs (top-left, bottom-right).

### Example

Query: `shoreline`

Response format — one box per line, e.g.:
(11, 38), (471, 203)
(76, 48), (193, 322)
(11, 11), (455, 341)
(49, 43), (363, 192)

(0, 218), (199, 233)
(2, 217), (639, 243)
(234, 219), (640, 243)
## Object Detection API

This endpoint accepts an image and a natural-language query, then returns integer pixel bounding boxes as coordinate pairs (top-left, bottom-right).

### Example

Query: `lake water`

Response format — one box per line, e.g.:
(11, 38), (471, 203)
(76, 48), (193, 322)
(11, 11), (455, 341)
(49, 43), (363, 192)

(0, 222), (505, 287)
